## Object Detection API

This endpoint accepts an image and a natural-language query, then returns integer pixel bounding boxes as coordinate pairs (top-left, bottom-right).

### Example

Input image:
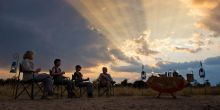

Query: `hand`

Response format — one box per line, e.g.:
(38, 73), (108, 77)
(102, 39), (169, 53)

(36, 68), (41, 73)
(86, 78), (90, 81)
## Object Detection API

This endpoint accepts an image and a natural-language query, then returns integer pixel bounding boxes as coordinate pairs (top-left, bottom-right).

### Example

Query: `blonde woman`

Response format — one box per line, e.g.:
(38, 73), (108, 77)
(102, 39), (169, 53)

(21, 50), (53, 99)
(98, 67), (115, 94)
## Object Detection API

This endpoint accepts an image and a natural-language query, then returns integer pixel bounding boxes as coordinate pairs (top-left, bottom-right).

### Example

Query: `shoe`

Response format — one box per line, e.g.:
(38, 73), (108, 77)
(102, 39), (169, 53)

(88, 93), (93, 98)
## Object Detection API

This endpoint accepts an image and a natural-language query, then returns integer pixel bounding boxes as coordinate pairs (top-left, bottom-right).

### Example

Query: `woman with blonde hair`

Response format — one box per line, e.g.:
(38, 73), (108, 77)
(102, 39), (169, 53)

(21, 50), (53, 99)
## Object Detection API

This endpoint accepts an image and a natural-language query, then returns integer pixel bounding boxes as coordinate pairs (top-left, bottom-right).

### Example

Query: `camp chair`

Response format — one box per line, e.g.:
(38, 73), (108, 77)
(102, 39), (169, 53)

(49, 70), (68, 98)
(71, 75), (87, 97)
(14, 64), (43, 100)
(97, 81), (115, 97)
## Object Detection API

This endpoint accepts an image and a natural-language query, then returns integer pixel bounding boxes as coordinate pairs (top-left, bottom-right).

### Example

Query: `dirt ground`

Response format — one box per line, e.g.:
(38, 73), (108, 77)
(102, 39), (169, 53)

(0, 95), (220, 110)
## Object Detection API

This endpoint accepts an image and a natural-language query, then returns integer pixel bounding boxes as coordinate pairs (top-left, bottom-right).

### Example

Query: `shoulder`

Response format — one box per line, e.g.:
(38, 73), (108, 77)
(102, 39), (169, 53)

(22, 59), (29, 63)
(74, 72), (78, 75)
(21, 59), (32, 64)
(100, 73), (103, 75)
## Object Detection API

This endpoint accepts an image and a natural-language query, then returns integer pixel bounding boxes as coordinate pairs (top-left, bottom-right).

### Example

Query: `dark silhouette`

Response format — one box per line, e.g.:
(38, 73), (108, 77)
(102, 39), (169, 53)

(72, 65), (93, 97)
(50, 59), (75, 98)
(18, 51), (53, 99)
(97, 67), (115, 96)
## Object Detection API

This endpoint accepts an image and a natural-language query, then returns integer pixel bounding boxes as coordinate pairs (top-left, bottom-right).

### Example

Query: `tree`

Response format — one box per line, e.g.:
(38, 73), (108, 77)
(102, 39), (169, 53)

(121, 79), (128, 87)
(133, 80), (147, 88)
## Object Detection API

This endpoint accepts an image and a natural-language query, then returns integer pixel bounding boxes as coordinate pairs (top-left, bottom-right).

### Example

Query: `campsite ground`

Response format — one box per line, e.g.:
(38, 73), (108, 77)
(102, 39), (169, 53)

(1, 86), (220, 110)
(0, 95), (220, 110)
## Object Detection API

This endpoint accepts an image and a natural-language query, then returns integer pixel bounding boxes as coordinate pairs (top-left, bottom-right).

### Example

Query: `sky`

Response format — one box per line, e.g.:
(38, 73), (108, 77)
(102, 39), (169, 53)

(0, 0), (220, 85)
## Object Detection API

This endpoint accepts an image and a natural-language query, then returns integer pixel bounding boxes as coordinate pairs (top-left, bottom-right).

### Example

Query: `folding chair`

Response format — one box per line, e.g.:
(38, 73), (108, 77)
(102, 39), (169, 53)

(72, 81), (87, 97)
(98, 82), (115, 97)
(14, 64), (43, 100)
(71, 75), (87, 97)
(49, 70), (68, 98)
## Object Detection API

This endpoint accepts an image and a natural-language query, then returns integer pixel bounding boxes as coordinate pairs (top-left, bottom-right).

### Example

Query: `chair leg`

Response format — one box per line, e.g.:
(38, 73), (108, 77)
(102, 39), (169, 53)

(156, 92), (161, 98)
(14, 83), (20, 99)
(99, 87), (108, 96)
(16, 83), (32, 99)
(60, 85), (63, 98)
(98, 87), (100, 97)
(75, 87), (80, 97)
(33, 83), (43, 97)
(31, 82), (34, 100)
(112, 86), (115, 96)
(80, 88), (82, 97)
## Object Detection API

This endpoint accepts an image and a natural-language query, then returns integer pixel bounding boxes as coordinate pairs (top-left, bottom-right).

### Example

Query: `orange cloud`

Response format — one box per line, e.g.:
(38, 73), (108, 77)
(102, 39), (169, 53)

(182, 0), (220, 36)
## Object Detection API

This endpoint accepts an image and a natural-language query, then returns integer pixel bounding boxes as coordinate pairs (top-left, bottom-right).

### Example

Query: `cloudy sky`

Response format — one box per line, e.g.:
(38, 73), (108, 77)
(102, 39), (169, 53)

(0, 0), (220, 85)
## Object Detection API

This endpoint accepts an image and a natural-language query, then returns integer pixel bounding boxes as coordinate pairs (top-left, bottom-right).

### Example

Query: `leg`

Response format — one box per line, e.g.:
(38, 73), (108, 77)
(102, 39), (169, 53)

(156, 92), (161, 98)
(86, 82), (93, 97)
(34, 73), (53, 97)
(77, 82), (93, 97)
(106, 81), (111, 96)
(99, 81), (107, 96)
(62, 80), (74, 97)
(171, 93), (176, 99)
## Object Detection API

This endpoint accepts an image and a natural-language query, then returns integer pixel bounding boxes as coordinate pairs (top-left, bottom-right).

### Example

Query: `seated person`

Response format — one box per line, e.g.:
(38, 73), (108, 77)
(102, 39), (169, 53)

(51, 59), (75, 98)
(21, 50), (53, 99)
(72, 65), (93, 98)
(98, 67), (115, 91)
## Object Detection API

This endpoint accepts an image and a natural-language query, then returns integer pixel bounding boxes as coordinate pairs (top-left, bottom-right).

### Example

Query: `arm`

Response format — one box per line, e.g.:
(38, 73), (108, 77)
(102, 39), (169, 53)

(107, 74), (113, 81)
(82, 78), (89, 81)
(98, 74), (102, 81)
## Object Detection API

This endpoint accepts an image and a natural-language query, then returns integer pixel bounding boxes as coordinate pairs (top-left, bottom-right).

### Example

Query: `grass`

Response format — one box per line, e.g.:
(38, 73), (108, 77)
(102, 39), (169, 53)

(1, 84), (220, 99)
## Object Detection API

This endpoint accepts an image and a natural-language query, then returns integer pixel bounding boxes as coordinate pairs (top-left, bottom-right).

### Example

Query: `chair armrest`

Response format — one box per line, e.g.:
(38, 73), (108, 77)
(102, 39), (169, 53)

(23, 71), (35, 73)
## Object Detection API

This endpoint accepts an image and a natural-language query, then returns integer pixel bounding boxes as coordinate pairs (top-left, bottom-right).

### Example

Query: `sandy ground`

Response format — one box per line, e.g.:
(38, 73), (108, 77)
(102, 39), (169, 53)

(0, 96), (220, 110)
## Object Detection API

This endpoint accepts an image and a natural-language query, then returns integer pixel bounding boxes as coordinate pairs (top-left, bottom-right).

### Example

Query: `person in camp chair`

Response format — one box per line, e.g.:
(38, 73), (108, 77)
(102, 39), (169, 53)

(72, 65), (93, 98)
(21, 50), (53, 99)
(98, 67), (116, 95)
(50, 59), (75, 98)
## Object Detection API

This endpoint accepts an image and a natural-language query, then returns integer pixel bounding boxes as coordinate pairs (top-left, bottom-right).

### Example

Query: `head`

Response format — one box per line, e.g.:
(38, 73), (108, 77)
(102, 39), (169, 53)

(54, 59), (61, 67)
(75, 65), (81, 72)
(102, 67), (108, 73)
(23, 50), (34, 60)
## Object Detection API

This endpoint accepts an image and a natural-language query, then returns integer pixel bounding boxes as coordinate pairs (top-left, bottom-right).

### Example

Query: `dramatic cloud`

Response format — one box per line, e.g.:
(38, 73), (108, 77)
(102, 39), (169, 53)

(173, 47), (202, 53)
(0, 0), (113, 71)
(134, 31), (159, 56)
(0, 0), (219, 84)
(204, 56), (220, 65)
(183, 0), (220, 36)
(108, 48), (141, 65)
(172, 33), (214, 53)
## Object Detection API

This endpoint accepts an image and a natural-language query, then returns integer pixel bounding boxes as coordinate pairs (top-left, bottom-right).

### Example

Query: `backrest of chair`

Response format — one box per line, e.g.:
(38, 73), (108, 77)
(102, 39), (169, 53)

(49, 70), (52, 76)
(17, 63), (23, 80)
(19, 63), (23, 73)
(72, 74), (74, 80)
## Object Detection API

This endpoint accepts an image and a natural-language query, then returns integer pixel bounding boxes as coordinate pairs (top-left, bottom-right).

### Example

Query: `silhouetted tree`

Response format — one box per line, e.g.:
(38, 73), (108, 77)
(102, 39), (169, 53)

(133, 80), (147, 88)
(121, 79), (128, 87)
